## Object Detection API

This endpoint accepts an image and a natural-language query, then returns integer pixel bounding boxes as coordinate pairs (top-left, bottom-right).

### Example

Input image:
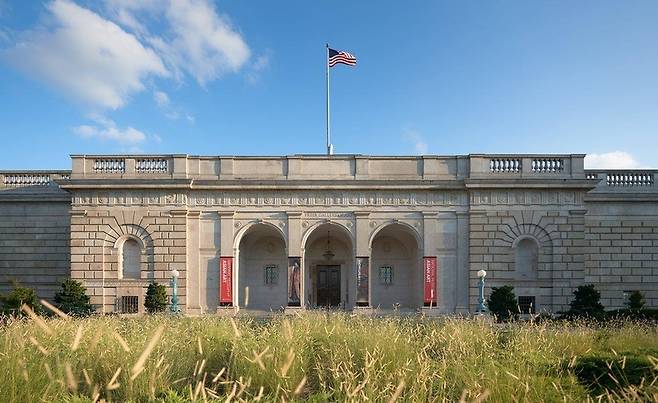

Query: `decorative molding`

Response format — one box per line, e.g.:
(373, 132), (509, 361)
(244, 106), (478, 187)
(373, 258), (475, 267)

(470, 190), (583, 206)
(72, 190), (467, 207)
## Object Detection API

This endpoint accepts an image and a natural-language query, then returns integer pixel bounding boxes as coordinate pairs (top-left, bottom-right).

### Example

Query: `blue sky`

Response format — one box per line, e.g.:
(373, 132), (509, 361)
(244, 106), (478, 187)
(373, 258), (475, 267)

(1, 1), (657, 169)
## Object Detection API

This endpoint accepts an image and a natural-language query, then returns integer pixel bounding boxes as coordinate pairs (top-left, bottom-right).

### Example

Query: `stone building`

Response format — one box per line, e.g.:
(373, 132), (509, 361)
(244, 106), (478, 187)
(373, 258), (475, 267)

(1, 154), (657, 314)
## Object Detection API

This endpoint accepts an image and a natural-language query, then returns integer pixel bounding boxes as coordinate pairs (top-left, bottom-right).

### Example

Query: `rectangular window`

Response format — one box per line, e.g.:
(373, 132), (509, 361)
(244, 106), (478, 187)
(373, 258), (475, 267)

(379, 266), (393, 285)
(264, 264), (279, 285)
(517, 296), (536, 314)
(120, 295), (139, 314)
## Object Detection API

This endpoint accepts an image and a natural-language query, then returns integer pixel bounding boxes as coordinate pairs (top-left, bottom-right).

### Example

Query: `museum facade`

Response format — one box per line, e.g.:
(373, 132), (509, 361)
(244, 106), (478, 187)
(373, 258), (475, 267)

(1, 154), (657, 314)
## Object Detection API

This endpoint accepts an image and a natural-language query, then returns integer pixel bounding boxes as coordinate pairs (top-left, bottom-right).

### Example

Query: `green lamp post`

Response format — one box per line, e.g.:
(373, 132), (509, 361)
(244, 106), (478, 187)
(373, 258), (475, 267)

(477, 269), (487, 313)
(170, 269), (180, 313)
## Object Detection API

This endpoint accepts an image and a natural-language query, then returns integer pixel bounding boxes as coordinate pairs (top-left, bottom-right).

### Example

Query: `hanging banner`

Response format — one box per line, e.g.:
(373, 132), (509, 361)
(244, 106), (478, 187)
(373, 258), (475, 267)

(423, 256), (438, 306)
(219, 256), (233, 306)
(356, 257), (369, 306)
(287, 257), (301, 306)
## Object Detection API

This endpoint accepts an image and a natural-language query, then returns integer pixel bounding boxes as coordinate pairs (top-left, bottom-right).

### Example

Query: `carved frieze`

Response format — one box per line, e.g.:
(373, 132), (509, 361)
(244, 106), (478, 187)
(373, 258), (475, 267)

(72, 190), (468, 207)
(470, 190), (583, 206)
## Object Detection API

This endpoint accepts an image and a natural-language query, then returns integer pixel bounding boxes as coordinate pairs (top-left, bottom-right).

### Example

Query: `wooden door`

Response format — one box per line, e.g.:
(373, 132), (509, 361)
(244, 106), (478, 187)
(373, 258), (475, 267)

(316, 265), (341, 307)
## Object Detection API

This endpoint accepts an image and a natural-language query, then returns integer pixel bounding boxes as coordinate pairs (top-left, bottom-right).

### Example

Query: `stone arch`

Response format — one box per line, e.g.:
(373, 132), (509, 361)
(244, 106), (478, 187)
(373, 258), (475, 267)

(301, 220), (354, 254)
(102, 223), (155, 280)
(114, 235), (145, 279)
(512, 235), (540, 279)
(368, 220), (422, 253)
(303, 221), (354, 308)
(233, 220), (288, 253)
(494, 213), (556, 313)
(235, 222), (288, 310)
(370, 222), (422, 310)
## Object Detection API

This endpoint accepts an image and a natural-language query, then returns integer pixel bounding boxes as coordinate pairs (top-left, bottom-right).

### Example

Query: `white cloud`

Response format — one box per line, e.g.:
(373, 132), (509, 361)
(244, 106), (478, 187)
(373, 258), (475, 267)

(74, 116), (146, 144)
(153, 90), (170, 108)
(402, 129), (429, 155)
(3, 0), (167, 109)
(106, 0), (251, 85)
(584, 151), (640, 169)
(246, 53), (270, 84)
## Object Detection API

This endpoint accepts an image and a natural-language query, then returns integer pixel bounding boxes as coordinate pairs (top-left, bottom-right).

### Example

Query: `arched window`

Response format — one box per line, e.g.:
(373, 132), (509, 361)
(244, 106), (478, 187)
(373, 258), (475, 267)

(120, 238), (141, 279)
(515, 237), (538, 278)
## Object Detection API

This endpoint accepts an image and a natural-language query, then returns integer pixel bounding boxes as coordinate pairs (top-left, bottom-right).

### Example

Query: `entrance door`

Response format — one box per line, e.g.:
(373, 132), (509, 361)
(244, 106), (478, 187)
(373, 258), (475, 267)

(316, 265), (341, 307)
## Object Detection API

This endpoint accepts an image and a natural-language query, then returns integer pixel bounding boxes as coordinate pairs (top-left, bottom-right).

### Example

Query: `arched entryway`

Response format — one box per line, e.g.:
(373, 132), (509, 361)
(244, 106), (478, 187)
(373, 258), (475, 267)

(303, 222), (354, 309)
(370, 223), (422, 310)
(236, 223), (287, 311)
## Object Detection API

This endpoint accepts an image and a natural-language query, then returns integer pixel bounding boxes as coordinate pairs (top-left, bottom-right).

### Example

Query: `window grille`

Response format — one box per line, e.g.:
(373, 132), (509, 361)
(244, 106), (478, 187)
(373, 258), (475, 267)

(517, 296), (536, 314)
(379, 266), (393, 285)
(264, 264), (279, 285)
(119, 295), (139, 314)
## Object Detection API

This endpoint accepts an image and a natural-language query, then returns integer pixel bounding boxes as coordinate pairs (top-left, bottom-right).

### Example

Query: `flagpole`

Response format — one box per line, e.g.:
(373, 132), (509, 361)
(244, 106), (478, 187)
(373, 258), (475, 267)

(326, 43), (331, 155)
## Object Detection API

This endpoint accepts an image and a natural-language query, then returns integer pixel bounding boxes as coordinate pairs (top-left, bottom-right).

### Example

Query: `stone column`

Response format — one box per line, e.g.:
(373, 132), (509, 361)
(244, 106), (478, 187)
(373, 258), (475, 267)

(422, 212), (438, 310)
(455, 211), (470, 313)
(354, 211), (370, 308)
(218, 211), (235, 307)
(436, 211), (458, 312)
(286, 212), (303, 308)
(186, 210), (201, 314)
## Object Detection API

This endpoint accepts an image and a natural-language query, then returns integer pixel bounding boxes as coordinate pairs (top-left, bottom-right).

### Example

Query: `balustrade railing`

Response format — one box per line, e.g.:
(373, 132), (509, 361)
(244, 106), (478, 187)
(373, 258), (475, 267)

(94, 159), (125, 173)
(1, 172), (71, 188)
(136, 158), (169, 173)
(531, 158), (563, 173)
(489, 158), (521, 173)
(606, 172), (654, 187)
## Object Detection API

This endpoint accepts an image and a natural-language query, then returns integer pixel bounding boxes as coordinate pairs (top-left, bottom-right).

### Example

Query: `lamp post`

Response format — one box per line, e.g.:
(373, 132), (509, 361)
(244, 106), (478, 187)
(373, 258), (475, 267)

(170, 269), (180, 313)
(477, 269), (487, 313)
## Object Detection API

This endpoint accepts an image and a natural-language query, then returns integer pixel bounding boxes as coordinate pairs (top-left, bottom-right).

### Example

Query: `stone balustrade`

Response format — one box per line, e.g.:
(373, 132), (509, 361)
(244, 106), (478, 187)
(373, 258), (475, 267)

(94, 158), (125, 173)
(0, 171), (71, 188)
(585, 170), (657, 188)
(489, 158), (521, 173)
(68, 154), (590, 181)
(136, 158), (169, 173)
(470, 154), (584, 179)
(531, 158), (563, 173)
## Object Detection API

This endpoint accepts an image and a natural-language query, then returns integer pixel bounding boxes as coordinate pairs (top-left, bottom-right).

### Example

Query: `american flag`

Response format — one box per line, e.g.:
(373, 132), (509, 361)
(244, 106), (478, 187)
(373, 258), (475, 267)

(329, 48), (357, 67)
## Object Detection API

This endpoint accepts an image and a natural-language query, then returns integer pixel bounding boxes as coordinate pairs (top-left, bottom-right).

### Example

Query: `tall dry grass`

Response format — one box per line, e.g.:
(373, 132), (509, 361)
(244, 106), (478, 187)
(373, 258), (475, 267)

(0, 310), (656, 402)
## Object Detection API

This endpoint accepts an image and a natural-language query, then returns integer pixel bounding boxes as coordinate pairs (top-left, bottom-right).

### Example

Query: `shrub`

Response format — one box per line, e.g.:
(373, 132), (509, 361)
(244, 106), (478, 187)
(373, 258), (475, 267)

(486, 285), (518, 322)
(0, 283), (42, 316)
(144, 282), (168, 313)
(628, 290), (645, 310)
(54, 279), (93, 316)
(568, 284), (604, 318)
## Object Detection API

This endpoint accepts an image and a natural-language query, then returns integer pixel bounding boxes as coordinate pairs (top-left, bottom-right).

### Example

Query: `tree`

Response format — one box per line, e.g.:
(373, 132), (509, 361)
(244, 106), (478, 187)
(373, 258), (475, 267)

(0, 283), (42, 317)
(144, 282), (168, 314)
(487, 285), (519, 322)
(627, 290), (645, 311)
(54, 279), (94, 316)
(568, 284), (604, 318)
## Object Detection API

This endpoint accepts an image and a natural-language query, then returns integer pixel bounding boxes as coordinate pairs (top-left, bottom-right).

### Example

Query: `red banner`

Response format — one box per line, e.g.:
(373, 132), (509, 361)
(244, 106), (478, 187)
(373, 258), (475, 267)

(219, 257), (233, 305)
(423, 256), (437, 306)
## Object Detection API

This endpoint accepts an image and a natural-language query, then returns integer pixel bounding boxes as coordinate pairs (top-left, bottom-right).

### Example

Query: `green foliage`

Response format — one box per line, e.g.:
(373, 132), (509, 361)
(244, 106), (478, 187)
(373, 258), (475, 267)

(486, 285), (518, 322)
(606, 308), (658, 321)
(0, 283), (42, 316)
(568, 284), (605, 318)
(627, 290), (645, 310)
(1, 314), (657, 401)
(54, 280), (93, 316)
(573, 352), (658, 394)
(144, 282), (168, 314)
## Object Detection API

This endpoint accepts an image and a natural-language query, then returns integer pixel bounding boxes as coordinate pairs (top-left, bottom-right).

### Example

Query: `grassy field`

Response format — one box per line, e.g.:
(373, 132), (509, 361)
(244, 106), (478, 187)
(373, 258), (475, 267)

(1, 311), (657, 402)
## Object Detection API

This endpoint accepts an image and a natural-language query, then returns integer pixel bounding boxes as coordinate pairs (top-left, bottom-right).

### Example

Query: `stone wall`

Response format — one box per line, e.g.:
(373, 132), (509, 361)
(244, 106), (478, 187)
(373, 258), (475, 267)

(584, 202), (658, 309)
(69, 207), (187, 313)
(468, 190), (589, 313)
(0, 199), (71, 300)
